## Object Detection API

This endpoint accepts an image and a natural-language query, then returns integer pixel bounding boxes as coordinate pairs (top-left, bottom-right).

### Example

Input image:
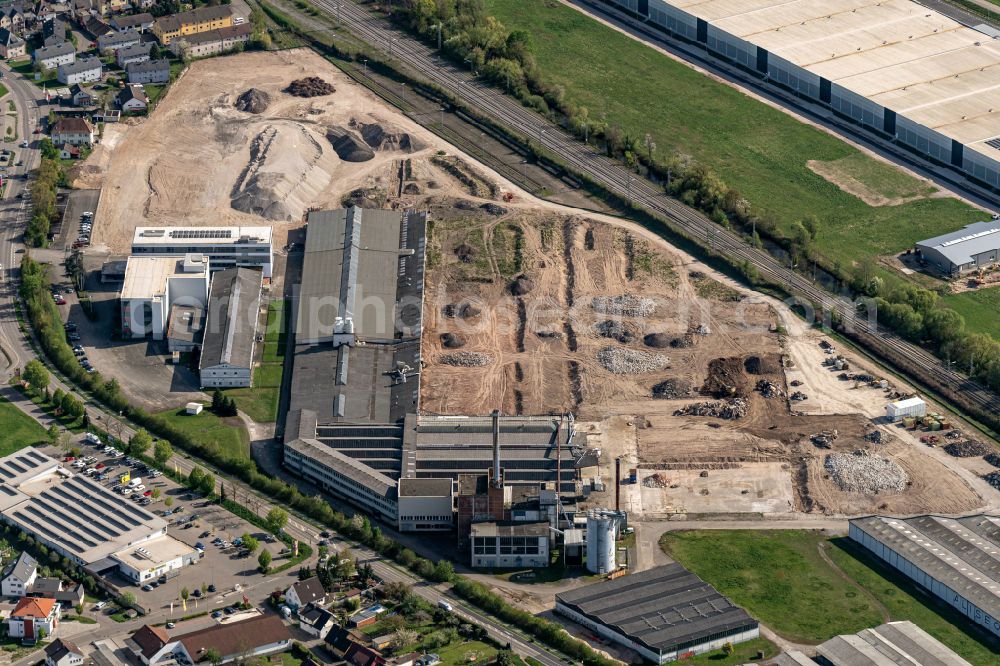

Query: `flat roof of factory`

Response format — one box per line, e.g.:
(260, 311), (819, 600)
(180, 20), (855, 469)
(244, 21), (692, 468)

(132, 226), (272, 246)
(664, 0), (1000, 159)
(121, 256), (206, 300)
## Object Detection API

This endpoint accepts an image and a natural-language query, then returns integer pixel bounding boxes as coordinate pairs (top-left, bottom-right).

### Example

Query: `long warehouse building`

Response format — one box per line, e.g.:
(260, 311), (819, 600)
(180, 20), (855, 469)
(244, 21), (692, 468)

(602, 0), (1000, 190)
(849, 514), (1000, 638)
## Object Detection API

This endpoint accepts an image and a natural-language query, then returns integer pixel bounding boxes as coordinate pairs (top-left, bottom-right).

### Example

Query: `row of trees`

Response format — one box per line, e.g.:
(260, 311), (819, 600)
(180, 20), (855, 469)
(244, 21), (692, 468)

(188, 467), (217, 496)
(26, 158), (61, 247)
(211, 389), (238, 417)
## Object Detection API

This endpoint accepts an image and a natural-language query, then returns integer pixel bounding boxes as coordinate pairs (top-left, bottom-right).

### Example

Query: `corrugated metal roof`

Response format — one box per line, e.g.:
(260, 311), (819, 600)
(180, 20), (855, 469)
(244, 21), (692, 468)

(916, 221), (1000, 266)
(814, 621), (972, 665)
(200, 267), (262, 371)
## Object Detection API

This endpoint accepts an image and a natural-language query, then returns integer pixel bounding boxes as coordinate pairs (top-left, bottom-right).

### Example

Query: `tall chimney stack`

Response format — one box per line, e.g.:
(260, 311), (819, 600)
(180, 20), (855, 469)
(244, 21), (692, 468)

(615, 457), (621, 512)
(491, 409), (502, 488)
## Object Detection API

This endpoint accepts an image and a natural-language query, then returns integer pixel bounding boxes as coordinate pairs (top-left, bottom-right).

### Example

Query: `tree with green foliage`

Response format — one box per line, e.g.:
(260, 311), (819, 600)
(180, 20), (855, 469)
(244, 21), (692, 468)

(154, 439), (173, 465)
(205, 649), (222, 666)
(188, 467), (205, 489)
(47, 424), (60, 443)
(22, 359), (49, 393)
(39, 138), (59, 160)
(200, 472), (215, 496)
(257, 549), (271, 573)
(130, 429), (152, 456)
(241, 534), (259, 554)
(266, 507), (288, 533)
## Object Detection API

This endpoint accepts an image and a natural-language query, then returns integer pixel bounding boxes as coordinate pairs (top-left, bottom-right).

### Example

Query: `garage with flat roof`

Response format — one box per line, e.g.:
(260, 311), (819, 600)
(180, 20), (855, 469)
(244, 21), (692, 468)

(555, 563), (759, 663)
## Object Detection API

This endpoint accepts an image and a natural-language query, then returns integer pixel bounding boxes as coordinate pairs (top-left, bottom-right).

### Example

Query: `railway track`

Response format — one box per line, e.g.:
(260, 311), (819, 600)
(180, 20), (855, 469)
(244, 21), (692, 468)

(314, 0), (1000, 422)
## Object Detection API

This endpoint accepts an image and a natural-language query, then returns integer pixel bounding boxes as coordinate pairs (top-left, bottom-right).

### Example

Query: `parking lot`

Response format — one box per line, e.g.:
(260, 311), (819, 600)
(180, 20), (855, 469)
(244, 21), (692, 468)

(58, 188), (100, 250)
(38, 441), (304, 615)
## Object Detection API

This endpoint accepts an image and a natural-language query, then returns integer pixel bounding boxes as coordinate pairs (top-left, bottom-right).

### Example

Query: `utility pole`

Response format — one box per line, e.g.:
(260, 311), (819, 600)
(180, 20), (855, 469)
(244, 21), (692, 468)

(435, 23), (442, 51)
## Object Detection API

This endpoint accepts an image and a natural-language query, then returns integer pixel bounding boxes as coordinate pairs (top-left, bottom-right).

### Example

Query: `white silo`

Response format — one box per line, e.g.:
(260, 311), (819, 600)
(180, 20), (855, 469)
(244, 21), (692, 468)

(586, 510), (621, 574)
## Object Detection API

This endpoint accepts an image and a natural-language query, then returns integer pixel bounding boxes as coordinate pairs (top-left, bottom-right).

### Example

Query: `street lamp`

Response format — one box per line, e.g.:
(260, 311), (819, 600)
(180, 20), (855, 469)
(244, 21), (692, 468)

(362, 58), (368, 77)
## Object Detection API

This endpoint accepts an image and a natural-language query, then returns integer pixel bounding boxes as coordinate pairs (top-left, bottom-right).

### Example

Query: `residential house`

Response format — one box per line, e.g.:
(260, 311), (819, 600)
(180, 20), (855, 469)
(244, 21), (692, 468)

(169, 23), (249, 59)
(324, 627), (370, 661)
(0, 6), (25, 33)
(44, 639), (84, 666)
(71, 0), (106, 20)
(152, 5), (232, 45)
(97, 27), (138, 52)
(342, 644), (386, 666)
(41, 16), (65, 45)
(162, 615), (291, 665)
(33, 40), (75, 69)
(81, 16), (109, 38)
(1, 552), (38, 597)
(115, 41), (148, 67)
(106, 0), (127, 14)
(0, 28), (25, 58)
(58, 143), (80, 159)
(111, 12), (152, 33)
(54, 583), (85, 608)
(284, 576), (326, 611)
(125, 625), (170, 666)
(69, 83), (94, 106)
(7, 596), (59, 640)
(297, 603), (335, 639)
(126, 57), (167, 84)
(51, 117), (93, 145)
(57, 55), (101, 85)
(116, 82), (147, 112)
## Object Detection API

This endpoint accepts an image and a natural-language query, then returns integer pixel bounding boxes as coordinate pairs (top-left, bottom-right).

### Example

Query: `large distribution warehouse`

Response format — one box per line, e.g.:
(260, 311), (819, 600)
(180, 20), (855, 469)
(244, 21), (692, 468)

(602, 0), (1000, 189)
(849, 514), (1000, 638)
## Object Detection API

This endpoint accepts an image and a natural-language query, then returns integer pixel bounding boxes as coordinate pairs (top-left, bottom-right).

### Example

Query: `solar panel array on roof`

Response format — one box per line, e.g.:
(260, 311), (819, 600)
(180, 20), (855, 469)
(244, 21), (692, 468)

(169, 229), (233, 239)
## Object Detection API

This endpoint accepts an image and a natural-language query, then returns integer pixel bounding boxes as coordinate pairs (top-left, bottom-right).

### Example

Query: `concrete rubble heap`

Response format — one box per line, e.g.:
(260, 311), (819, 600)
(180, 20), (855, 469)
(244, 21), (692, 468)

(824, 451), (908, 494)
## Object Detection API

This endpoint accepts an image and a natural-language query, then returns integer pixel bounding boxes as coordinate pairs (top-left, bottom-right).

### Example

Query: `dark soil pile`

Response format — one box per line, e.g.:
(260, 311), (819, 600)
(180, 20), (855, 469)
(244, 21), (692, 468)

(235, 88), (270, 113)
(287, 76), (335, 97)
(701, 357), (751, 398)
(597, 320), (640, 344)
(643, 333), (673, 348)
(403, 183), (421, 195)
(327, 127), (375, 162)
(744, 355), (781, 375)
(359, 122), (419, 152)
(652, 378), (693, 399)
(455, 244), (476, 264)
(509, 274), (535, 296)
(443, 303), (482, 319)
(481, 203), (508, 216)
(943, 440), (991, 457)
(440, 332), (466, 348)
(670, 334), (695, 348)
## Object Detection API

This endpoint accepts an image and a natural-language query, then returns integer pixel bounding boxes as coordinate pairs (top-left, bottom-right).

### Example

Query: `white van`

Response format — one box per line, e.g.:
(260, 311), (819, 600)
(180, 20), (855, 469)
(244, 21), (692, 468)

(437, 600), (453, 612)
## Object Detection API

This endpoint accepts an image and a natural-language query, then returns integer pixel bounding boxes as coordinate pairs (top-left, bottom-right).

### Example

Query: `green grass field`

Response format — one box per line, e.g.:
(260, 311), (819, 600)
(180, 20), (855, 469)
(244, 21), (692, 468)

(941, 287), (1000, 340)
(661, 530), (883, 643)
(0, 397), (47, 452)
(484, 0), (983, 270)
(225, 300), (288, 423)
(662, 530), (999, 660)
(154, 405), (250, 460)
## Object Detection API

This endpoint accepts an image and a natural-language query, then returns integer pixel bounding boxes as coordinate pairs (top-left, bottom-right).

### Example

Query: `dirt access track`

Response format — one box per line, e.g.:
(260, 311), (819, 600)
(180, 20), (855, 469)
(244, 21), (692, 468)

(92, 49), (440, 252)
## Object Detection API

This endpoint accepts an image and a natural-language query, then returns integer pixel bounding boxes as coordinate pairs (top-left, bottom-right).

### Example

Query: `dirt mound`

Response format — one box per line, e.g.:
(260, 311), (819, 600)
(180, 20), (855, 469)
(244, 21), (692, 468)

(440, 332), (466, 349)
(235, 88), (270, 113)
(230, 124), (328, 221)
(643, 333), (673, 348)
(701, 357), (751, 398)
(287, 76), (335, 97)
(674, 399), (749, 419)
(403, 183), (421, 195)
(327, 126), (375, 162)
(509, 274), (535, 296)
(455, 244), (476, 264)
(744, 355), (781, 375)
(943, 440), (991, 457)
(359, 122), (420, 152)
(597, 346), (669, 374)
(652, 378), (692, 399)
(443, 302), (481, 319)
(481, 203), (508, 216)
(597, 320), (640, 344)
(440, 351), (491, 367)
(592, 294), (656, 317)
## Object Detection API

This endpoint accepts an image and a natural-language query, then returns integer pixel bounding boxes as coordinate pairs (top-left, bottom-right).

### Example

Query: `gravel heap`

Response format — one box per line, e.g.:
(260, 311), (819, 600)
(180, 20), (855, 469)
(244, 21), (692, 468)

(824, 452), (908, 494)
(327, 127), (375, 162)
(597, 346), (669, 374)
(943, 440), (991, 457)
(440, 351), (491, 367)
(983, 471), (1000, 491)
(235, 88), (270, 113)
(642, 473), (670, 488)
(287, 76), (335, 97)
(592, 294), (656, 317)
(673, 399), (749, 419)
(984, 453), (1000, 469)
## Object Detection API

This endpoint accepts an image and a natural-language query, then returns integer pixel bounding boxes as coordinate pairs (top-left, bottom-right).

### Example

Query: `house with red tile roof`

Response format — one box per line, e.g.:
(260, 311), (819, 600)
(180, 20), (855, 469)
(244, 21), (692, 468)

(7, 596), (59, 640)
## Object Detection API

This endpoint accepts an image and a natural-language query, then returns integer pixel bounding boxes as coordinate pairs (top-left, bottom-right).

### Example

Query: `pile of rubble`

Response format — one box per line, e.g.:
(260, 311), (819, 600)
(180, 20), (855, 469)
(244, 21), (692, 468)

(597, 347), (669, 374)
(790, 391), (808, 401)
(591, 294), (656, 317)
(674, 399), (749, 420)
(983, 471), (1000, 491)
(985, 453), (1000, 469)
(652, 378), (693, 399)
(286, 76), (336, 97)
(811, 430), (839, 448)
(863, 430), (887, 444)
(943, 440), (991, 457)
(596, 319), (640, 344)
(642, 473), (670, 488)
(824, 451), (908, 494)
(440, 351), (492, 367)
(755, 379), (784, 398)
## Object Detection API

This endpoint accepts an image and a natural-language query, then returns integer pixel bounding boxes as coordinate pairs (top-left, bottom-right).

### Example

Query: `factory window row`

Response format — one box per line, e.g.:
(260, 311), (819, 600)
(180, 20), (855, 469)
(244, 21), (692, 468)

(293, 460), (396, 516)
(897, 125), (951, 164)
(473, 536), (543, 556)
(673, 624), (759, 652)
(399, 515), (451, 522)
(830, 93), (881, 130)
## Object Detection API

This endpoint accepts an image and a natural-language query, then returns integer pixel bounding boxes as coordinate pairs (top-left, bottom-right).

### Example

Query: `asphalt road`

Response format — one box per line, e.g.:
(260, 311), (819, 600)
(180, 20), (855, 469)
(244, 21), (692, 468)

(315, 0), (1000, 425)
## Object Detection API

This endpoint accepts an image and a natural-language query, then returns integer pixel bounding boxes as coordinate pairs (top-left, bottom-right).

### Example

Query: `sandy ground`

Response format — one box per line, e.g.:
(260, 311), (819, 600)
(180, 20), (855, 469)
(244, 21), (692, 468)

(806, 159), (944, 207)
(91, 49), (456, 252)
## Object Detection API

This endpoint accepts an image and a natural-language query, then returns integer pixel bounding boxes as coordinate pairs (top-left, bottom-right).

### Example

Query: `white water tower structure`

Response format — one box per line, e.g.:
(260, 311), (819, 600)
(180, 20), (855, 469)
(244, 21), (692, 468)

(586, 509), (624, 574)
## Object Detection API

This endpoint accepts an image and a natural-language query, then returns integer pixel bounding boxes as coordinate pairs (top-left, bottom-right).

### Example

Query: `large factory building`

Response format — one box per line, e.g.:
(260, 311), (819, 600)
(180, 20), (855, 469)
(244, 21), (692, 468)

(849, 514), (1000, 638)
(601, 0), (1000, 190)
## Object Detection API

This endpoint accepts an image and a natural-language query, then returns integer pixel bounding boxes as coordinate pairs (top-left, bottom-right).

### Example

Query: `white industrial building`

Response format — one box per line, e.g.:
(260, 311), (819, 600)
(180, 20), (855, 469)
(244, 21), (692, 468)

(601, 0), (1000, 190)
(556, 564), (759, 663)
(131, 227), (273, 278)
(470, 522), (550, 568)
(850, 514), (1000, 638)
(0, 450), (197, 582)
(198, 267), (262, 388)
(119, 254), (209, 340)
(885, 396), (926, 421)
(915, 221), (1000, 276)
(396, 477), (454, 531)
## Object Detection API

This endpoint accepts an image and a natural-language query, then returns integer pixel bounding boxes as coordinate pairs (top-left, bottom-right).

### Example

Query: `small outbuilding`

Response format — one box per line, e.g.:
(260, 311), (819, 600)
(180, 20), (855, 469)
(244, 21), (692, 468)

(185, 402), (203, 415)
(885, 396), (926, 422)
